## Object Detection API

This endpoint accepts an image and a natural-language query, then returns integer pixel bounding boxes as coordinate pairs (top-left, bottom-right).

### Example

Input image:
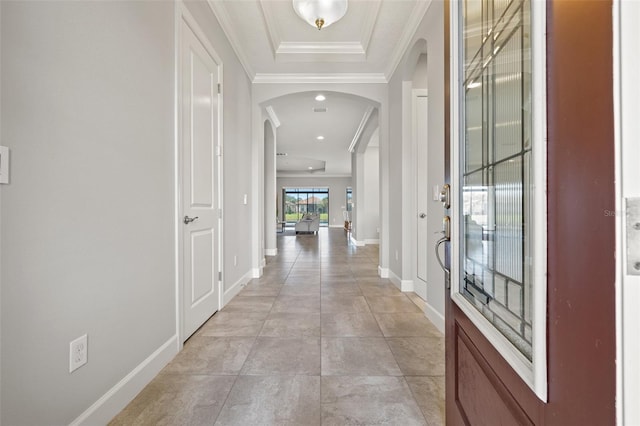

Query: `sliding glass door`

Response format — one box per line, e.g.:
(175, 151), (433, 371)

(283, 188), (329, 226)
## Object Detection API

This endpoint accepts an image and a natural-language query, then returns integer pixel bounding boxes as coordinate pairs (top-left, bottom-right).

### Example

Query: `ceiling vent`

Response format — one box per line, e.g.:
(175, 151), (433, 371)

(313, 107), (328, 113)
(276, 152), (288, 156)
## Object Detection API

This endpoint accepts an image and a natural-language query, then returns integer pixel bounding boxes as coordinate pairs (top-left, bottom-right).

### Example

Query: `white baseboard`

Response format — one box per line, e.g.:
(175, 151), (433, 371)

(401, 279), (414, 292)
(261, 257), (266, 267)
(329, 224), (343, 228)
(388, 269), (401, 290)
(350, 235), (365, 246)
(265, 248), (277, 256)
(222, 270), (252, 307)
(387, 270), (414, 292)
(378, 266), (389, 278)
(425, 302), (445, 334)
(252, 267), (262, 278)
(364, 238), (380, 245)
(70, 335), (178, 426)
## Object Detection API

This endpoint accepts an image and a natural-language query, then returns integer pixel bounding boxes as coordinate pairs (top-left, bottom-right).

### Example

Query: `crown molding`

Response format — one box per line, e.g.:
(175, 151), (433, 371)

(276, 42), (365, 63)
(360, 0), (382, 52)
(265, 106), (281, 128)
(349, 106), (375, 153)
(277, 172), (352, 179)
(207, 0), (255, 80)
(261, 0), (379, 63)
(253, 73), (388, 84)
(384, 0), (433, 80)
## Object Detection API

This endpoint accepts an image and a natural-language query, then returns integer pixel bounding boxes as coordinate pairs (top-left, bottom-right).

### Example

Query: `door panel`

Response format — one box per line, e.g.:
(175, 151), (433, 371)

(181, 18), (220, 340)
(444, 0), (616, 424)
(415, 94), (429, 290)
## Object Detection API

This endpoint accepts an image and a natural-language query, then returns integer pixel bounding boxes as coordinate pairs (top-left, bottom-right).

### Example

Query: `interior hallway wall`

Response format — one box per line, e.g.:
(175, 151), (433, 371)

(183, 0), (253, 295)
(0, 2), (176, 424)
(387, 0), (446, 328)
(0, 1), (254, 424)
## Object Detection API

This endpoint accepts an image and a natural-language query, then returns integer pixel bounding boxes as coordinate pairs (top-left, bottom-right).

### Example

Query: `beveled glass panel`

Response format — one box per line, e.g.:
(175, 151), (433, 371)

(460, 0), (533, 360)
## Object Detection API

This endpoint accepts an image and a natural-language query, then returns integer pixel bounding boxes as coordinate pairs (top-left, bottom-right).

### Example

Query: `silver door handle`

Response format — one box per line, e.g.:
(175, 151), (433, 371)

(419, 213), (426, 218)
(183, 216), (199, 225)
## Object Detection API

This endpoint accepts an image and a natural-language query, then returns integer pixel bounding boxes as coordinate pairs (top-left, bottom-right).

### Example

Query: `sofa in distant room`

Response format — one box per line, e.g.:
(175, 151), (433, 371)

(295, 214), (320, 234)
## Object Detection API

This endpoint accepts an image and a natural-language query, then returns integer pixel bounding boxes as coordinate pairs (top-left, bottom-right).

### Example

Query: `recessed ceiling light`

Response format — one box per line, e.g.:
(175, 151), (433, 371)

(308, 166), (313, 170)
(316, 136), (325, 140)
(315, 94), (326, 101)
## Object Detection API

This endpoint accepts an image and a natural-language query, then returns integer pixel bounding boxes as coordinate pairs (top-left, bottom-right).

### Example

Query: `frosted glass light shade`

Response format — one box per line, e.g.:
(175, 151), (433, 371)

(293, 0), (348, 30)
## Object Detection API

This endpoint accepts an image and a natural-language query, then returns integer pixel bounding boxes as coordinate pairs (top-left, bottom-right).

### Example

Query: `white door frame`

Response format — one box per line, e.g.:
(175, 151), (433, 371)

(615, 1), (640, 424)
(412, 88), (429, 299)
(175, 3), (224, 346)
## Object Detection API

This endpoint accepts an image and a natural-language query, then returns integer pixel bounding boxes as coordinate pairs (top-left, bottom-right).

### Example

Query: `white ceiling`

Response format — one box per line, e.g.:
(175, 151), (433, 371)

(207, 0), (431, 175)
(267, 91), (376, 176)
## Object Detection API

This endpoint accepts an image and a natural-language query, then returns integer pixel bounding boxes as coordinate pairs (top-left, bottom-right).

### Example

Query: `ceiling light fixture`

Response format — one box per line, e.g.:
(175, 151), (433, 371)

(308, 166), (314, 170)
(293, 0), (348, 30)
(315, 94), (326, 101)
(316, 136), (325, 140)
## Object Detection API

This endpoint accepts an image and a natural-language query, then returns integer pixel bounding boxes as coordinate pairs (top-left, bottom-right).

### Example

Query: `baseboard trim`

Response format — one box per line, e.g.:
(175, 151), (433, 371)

(364, 238), (380, 245)
(350, 235), (365, 246)
(388, 269), (401, 290)
(265, 248), (278, 256)
(329, 224), (343, 228)
(70, 335), (178, 426)
(378, 266), (389, 278)
(401, 279), (414, 292)
(425, 302), (445, 334)
(252, 267), (262, 278)
(222, 270), (252, 307)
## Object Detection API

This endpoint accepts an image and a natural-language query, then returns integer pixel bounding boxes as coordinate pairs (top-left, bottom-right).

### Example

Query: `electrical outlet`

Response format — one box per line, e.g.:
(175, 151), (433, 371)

(69, 334), (88, 373)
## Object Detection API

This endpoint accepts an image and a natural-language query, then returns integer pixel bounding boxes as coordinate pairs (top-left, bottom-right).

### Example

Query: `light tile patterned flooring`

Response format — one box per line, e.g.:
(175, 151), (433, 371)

(110, 228), (445, 425)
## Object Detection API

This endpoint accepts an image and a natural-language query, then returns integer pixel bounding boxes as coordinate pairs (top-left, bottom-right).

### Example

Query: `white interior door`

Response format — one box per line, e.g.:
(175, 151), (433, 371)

(414, 92), (429, 299)
(181, 18), (220, 340)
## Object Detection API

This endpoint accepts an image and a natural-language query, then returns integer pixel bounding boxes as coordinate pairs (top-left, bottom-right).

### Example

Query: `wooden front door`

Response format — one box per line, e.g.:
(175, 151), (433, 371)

(444, 1), (616, 424)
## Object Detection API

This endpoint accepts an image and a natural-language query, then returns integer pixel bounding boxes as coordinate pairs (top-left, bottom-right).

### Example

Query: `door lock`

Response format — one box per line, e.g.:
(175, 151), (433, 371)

(419, 213), (426, 219)
(439, 184), (451, 209)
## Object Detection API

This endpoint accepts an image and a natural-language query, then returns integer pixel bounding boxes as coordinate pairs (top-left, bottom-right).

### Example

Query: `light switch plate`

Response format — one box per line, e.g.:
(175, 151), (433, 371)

(0, 146), (9, 184)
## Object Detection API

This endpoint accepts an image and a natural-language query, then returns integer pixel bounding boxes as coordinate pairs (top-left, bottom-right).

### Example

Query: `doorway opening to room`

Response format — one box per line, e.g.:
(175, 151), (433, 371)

(283, 187), (330, 227)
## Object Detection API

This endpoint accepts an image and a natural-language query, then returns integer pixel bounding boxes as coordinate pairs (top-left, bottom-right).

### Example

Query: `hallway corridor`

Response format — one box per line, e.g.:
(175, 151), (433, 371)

(110, 228), (445, 425)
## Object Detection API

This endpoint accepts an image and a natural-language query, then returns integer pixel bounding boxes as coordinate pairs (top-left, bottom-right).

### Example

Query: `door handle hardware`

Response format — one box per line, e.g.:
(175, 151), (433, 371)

(435, 237), (450, 287)
(439, 184), (451, 209)
(419, 213), (426, 219)
(184, 216), (199, 225)
(627, 198), (640, 275)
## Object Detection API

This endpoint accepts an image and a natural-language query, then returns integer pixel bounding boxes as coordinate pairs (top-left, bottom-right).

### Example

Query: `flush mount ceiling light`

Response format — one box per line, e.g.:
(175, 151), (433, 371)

(293, 0), (348, 30)
(316, 136), (325, 140)
(315, 94), (326, 101)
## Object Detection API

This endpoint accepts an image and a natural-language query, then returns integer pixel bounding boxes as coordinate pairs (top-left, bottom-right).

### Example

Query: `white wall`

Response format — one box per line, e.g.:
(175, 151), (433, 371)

(387, 1), (446, 329)
(264, 120), (277, 255)
(362, 146), (380, 242)
(277, 176), (352, 227)
(183, 0), (254, 294)
(0, 1), (254, 424)
(0, 2), (176, 424)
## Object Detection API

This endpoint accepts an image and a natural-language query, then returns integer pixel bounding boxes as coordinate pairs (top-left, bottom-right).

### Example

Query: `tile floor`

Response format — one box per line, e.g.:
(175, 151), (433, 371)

(110, 228), (445, 425)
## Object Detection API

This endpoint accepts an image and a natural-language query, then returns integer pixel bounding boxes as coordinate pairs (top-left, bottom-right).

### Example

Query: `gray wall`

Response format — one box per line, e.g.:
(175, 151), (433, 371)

(183, 0), (254, 293)
(277, 176), (352, 228)
(387, 1), (446, 323)
(0, 1), (254, 424)
(362, 146), (380, 241)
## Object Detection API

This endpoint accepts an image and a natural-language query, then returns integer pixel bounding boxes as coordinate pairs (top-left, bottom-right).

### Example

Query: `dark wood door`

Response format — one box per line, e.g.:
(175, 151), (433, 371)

(443, 1), (616, 425)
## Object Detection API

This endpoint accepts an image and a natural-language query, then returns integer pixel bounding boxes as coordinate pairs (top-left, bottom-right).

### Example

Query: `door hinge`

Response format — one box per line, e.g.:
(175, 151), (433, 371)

(218, 271), (222, 281)
(216, 145), (222, 157)
(217, 83), (221, 94)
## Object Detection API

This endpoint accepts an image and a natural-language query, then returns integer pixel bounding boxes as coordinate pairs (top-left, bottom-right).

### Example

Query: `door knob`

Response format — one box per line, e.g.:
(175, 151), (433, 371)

(419, 213), (426, 218)
(183, 215), (199, 225)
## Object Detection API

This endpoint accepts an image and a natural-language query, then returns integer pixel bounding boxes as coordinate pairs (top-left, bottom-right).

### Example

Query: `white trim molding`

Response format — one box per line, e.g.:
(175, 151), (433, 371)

(206, 0), (255, 79)
(253, 73), (387, 84)
(265, 248), (278, 256)
(378, 266), (389, 278)
(70, 336), (178, 426)
(425, 302), (445, 334)
(349, 106), (375, 153)
(384, 0), (433, 80)
(265, 106), (281, 128)
(350, 234), (366, 247)
(222, 270), (252, 307)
